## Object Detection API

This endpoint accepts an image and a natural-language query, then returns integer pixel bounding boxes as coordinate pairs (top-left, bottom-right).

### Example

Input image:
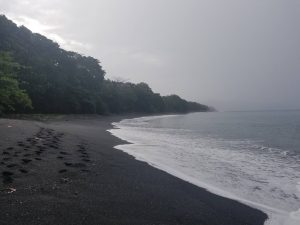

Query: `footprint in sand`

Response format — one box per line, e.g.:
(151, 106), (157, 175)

(35, 150), (42, 155)
(18, 143), (25, 147)
(22, 158), (32, 164)
(37, 146), (46, 151)
(6, 163), (18, 168)
(49, 145), (58, 149)
(64, 162), (73, 167)
(64, 162), (86, 168)
(82, 159), (91, 163)
(60, 151), (69, 155)
(2, 171), (14, 184)
(80, 154), (89, 158)
(19, 169), (28, 174)
(3, 157), (11, 161)
(80, 152), (88, 155)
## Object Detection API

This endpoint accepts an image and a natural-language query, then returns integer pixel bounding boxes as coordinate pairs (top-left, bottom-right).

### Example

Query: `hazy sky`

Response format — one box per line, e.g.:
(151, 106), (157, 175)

(1, 0), (300, 111)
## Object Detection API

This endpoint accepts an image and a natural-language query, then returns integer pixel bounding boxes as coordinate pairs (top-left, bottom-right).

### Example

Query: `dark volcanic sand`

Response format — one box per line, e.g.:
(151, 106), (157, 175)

(0, 115), (268, 225)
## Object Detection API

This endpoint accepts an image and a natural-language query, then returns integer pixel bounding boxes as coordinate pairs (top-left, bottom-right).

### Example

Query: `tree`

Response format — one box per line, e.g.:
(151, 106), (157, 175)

(0, 15), (211, 115)
(0, 52), (32, 114)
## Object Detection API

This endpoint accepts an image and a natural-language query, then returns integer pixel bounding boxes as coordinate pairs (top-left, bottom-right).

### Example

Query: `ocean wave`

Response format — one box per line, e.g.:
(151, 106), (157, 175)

(109, 114), (300, 225)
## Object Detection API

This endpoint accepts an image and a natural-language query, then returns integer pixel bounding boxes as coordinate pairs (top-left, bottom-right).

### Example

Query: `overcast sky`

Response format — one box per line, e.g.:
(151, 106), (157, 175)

(1, 0), (300, 111)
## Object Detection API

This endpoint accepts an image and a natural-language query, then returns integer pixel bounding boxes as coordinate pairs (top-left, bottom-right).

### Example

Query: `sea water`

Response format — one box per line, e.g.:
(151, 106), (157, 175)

(109, 111), (300, 225)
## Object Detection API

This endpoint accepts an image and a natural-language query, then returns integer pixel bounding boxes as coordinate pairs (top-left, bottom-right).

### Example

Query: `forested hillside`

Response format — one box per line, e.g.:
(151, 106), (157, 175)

(0, 15), (211, 114)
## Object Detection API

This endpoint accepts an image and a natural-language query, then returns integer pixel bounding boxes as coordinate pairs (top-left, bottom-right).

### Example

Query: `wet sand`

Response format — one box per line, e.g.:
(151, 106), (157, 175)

(0, 115), (267, 225)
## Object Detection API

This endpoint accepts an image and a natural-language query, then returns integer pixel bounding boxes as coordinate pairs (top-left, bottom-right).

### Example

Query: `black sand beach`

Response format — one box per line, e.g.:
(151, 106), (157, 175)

(0, 115), (267, 225)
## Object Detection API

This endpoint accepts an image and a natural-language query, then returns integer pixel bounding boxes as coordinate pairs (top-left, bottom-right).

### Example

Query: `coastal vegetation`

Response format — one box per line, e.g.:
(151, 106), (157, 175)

(0, 15), (210, 115)
(0, 52), (32, 113)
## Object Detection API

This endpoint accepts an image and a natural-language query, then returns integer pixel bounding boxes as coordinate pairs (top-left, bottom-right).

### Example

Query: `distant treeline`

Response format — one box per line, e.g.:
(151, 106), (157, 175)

(0, 15), (211, 115)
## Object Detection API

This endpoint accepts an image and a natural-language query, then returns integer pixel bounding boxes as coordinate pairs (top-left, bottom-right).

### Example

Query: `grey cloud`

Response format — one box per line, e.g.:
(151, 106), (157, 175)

(1, 0), (299, 111)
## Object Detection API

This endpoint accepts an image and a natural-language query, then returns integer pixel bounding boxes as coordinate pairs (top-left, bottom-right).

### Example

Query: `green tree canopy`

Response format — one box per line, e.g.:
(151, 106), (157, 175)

(0, 52), (32, 114)
(0, 15), (212, 115)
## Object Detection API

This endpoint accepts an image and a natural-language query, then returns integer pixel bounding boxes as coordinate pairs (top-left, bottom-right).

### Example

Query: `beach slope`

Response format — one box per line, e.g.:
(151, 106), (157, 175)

(0, 116), (267, 225)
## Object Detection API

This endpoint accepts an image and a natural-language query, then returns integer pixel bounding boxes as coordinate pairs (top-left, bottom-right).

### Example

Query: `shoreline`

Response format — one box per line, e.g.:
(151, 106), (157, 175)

(110, 114), (287, 225)
(0, 115), (267, 225)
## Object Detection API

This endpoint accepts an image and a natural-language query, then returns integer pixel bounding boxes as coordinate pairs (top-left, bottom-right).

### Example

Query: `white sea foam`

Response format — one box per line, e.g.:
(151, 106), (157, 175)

(109, 114), (300, 225)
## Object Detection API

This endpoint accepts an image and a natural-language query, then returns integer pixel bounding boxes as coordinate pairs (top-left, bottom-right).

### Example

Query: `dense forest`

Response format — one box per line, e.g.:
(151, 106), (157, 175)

(0, 15), (211, 115)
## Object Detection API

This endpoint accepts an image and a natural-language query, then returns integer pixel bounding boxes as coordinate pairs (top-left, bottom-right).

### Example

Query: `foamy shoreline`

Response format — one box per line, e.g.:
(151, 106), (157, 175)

(109, 114), (300, 225)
